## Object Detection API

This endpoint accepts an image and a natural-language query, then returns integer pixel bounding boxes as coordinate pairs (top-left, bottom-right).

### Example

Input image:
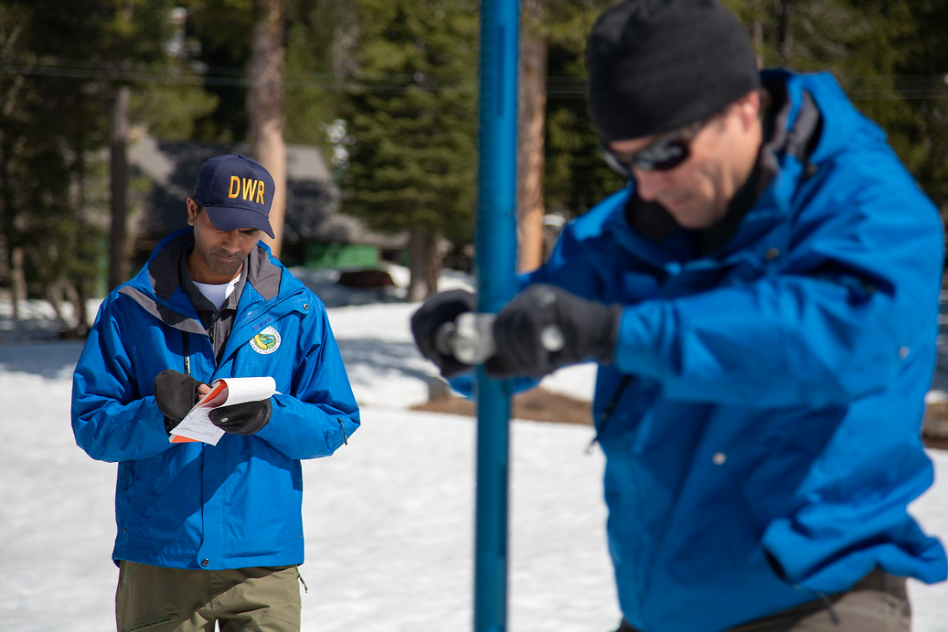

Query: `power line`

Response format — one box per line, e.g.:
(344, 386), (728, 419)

(1, 58), (947, 101)
(0, 59), (479, 94)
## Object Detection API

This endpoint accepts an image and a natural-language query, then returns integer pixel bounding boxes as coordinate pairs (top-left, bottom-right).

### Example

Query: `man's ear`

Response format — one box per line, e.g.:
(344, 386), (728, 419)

(186, 198), (198, 226)
(735, 90), (762, 129)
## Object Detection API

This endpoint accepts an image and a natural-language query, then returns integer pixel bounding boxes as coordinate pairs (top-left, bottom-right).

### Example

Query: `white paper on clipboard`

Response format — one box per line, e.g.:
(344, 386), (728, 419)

(169, 376), (276, 446)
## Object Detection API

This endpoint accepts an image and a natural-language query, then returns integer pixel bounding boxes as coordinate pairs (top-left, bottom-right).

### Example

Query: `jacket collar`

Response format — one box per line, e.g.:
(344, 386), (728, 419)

(120, 228), (287, 330)
(137, 228), (283, 302)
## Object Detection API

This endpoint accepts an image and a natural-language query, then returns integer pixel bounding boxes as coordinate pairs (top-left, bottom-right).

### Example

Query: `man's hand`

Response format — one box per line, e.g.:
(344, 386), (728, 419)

(153, 369), (206, 434)
(485, 284), (621, 379)
(410, 289), (477, 377)
(209, 400), (272, 435)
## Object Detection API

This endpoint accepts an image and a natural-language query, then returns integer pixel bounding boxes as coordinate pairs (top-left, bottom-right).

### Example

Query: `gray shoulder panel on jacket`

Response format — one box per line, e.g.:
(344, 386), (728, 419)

(247, 246), (284, 302)
(118, 285), (207, 335)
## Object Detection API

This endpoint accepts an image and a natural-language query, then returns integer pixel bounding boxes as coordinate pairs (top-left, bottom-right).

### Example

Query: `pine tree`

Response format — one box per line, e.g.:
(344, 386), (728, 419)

(726, 0), (948, 216)
(543, 0), (623, 224)
(343, 0), (479, 300)
(0, 0), (186, 328)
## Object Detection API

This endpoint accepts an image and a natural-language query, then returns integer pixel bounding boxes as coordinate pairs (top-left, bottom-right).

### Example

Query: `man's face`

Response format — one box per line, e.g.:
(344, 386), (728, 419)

(606, 92), (762, 229)
(186, 198), (261, 284)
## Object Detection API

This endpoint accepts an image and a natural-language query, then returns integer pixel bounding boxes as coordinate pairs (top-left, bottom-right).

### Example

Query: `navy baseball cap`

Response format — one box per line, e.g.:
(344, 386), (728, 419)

(192, 154), (275, 238)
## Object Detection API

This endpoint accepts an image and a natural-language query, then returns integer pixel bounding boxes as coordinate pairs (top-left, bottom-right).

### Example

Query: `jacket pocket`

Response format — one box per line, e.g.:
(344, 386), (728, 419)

(707, 453), (802, 604)
(123, 614), (179, 632)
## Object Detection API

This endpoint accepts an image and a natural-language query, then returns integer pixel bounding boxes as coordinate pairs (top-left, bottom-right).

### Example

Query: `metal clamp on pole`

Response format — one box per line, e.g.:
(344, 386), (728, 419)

(436, 313), (496, 365)
(436, 312), (564, 366)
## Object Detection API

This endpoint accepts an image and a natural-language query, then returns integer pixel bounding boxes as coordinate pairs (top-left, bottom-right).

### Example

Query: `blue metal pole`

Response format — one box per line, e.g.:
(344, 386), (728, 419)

(474, 0), (519, 631)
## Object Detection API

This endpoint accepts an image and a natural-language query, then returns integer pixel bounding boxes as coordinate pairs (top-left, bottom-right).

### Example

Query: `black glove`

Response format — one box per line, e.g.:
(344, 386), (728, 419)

(154, 369), (205, 434)
(410, 289), (477, 377)
(485, 284), (621, 379)
(209, 399), (272, 435)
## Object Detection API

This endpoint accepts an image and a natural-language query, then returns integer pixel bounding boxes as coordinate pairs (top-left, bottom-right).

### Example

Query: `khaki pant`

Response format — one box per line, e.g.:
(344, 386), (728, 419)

(617, 569), (910, 632)
(115, 561), (302, 632)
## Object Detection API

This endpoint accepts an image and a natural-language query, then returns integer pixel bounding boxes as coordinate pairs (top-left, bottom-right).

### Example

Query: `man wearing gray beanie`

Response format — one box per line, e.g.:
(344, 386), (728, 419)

(411, 1), (947, 630)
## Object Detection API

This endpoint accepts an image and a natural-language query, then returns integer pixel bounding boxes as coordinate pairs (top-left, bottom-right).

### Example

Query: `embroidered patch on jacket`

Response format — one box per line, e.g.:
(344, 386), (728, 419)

(250, 326), (282, 355)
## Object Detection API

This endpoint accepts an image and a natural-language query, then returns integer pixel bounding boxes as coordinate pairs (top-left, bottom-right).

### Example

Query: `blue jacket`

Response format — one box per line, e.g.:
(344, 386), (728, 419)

(526, 71), (947, 630)
(72, 230), (360, 571)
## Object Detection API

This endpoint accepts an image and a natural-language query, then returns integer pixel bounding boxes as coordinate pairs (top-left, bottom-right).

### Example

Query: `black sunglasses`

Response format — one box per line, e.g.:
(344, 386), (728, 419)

(600, 120), (705, 176)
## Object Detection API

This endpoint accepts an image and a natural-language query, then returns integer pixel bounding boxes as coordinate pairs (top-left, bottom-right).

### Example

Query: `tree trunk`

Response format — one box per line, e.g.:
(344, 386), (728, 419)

(108, 85), (130, 291)
(249, 0), (287, 259)
(407, 227), (440, 302)
(775, 0), (793, 63)
(0, 132), (20, 319)
(11, 246), (26, 317)
(73, 150), (90, 332)
(751, 18), (764, 68)
(516, 0), (548, 273)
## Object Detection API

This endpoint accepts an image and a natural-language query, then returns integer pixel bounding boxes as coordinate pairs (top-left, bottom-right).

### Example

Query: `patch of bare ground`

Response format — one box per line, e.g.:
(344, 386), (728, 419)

(924, 402), (948, 450)
(411, 387), (593, 425)
(414, 393), (948, 452)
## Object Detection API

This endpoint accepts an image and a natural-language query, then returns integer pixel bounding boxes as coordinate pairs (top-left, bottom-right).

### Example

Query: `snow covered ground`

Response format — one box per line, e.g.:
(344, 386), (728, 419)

(1, 267), (947, 632)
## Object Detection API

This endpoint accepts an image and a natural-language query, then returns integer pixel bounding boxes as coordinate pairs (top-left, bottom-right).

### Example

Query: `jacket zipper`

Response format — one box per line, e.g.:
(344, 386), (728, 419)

(586, 374), (633, 453)
(182, 331), (191, 375)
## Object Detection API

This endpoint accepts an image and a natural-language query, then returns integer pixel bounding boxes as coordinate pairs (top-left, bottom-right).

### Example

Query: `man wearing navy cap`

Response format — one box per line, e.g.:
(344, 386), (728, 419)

(72, 154), (360, 631)
(412, 1), (946, 630)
